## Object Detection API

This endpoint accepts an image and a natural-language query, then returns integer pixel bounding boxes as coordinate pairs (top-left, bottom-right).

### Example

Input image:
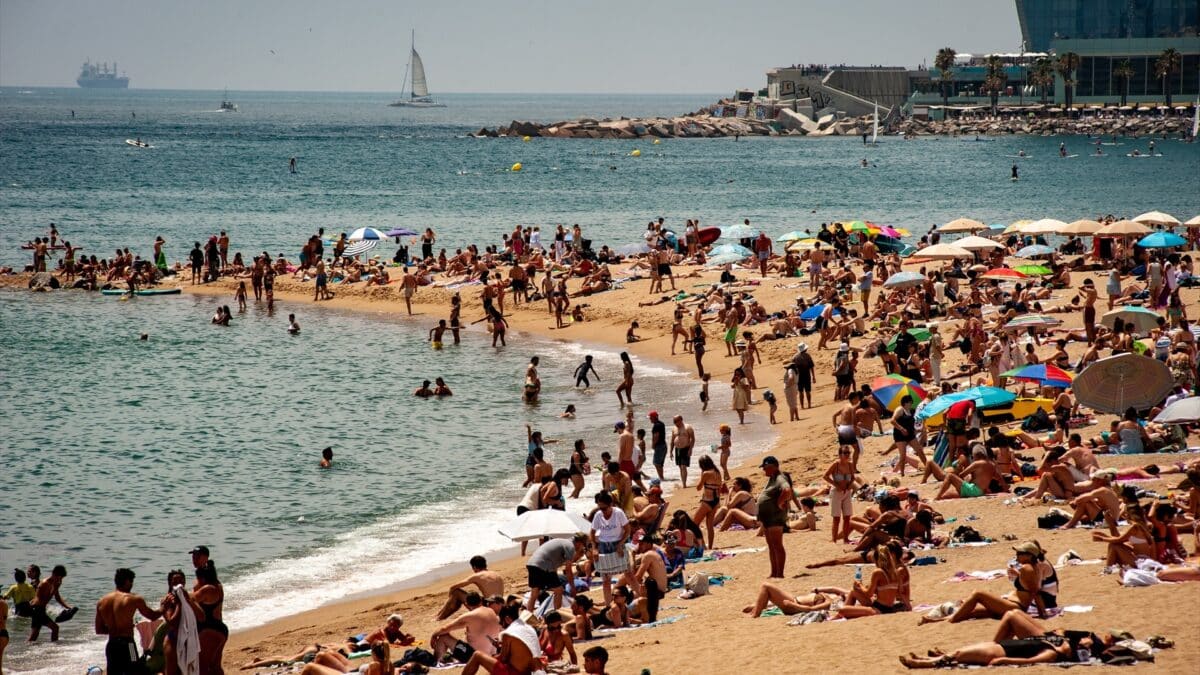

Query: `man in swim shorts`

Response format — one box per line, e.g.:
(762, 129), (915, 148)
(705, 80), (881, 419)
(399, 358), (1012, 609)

(401, 267), (418, 315)
(671, 415), (695, 487)
(437, 556), (506, 621)
(614, 421), (636, 477)
(832, 391), (864, 469)
(431, 592), (502, 663)
(428, 319), (447, 349)
(29, 565), (72, 642)
(95, 568), (162, 675)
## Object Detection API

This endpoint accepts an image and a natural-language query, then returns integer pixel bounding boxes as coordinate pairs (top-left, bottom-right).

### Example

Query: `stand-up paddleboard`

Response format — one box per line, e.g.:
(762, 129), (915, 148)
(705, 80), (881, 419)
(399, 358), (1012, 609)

(1058, 154), (1079, 158)
(1126, 153), (1163, 158)
(696, 227), (722, 246)
(125, 139), (153, 148)
(1007, 155), (1032, 158)
(100, 288), (181, 296)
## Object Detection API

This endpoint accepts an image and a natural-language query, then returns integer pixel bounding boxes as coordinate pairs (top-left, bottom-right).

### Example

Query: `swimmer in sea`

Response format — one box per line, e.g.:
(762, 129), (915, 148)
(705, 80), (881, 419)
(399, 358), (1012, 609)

(320, 447), (333, 468)
(561, 404), (576, 418)
(575, 355), (599, 388)
(414, 380), (434, 397)
(434, 377), (452, 396)
(287, 313), (300, 334)
(1018, 150), (1026, 157)
(1011, 164), (1019, 180)
(428, 319), (447, 349)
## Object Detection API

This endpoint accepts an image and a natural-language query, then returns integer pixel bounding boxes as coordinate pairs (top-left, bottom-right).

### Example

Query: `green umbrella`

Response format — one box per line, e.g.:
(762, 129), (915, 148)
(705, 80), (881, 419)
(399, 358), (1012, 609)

(847, 220), (870, 232)
(886, 327), (932, 352)
(1013, 264), (1052, 276)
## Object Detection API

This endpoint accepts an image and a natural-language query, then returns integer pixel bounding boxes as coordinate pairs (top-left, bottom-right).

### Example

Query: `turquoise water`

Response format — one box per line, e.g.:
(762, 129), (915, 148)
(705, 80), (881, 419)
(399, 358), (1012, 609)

(0, 88), (1196, 672)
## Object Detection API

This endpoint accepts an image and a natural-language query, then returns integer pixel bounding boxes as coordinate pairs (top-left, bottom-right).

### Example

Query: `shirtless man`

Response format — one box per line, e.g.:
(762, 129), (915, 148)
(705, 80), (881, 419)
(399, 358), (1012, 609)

(671, 415), (696, 487)
(28, 565), (72, 642)
(401, 267), (418, 315)
(95, 568), (162, 675)
(1060, 433), (1100, 481)
(459, 604), (537, 675)
(365, 613), (415, 646)
(1081, 279), (1099, 345)
(833, 391), (864, 470)
(606, 422), (635, 483)
(437, 556), (506, 621)
(808, 244), (826, 292)
(1061, 471), (1121, 532)
(933, 447), (1002, 500)
(430, 593), (502, 663)
(508, 262), (528, 306)
(630, 535), (669, 623)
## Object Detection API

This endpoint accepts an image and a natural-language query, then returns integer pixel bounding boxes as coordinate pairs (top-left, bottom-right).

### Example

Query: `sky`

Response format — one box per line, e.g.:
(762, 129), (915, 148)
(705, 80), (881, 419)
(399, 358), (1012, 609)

(0, 1), (1022, 93)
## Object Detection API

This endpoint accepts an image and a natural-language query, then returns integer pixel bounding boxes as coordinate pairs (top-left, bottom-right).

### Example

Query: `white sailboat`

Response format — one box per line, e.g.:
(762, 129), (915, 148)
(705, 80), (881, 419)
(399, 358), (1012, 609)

(389, 31), (445, 108)
(864, 101), (883, 145)
(1192, 99), (1199, 139)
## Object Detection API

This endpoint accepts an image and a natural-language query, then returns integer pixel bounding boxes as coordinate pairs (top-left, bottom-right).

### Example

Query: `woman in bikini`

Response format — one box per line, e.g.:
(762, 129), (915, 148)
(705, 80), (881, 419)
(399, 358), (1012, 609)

(1092, 501), (1156, 566)
(537, 611), (578, 667)
(901, 610), (1104, 669)
(692, 455), (722, 549)
(568, 440), (589, 498)
(921, 541), (1056, 625)
(670, 304), (692, 355)
(540, 469), (570, 511)
(835, 543), (911, 618)
(823, 447), (857, 543)
(715, 477), (758, 531)
(742, 582), (838, 618)
(589, 586), (632, 629)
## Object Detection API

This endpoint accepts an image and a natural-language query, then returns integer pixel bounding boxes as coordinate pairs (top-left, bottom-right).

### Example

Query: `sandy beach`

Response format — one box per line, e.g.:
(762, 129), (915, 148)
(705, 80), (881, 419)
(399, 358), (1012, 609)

(49, 248), (1184, 674)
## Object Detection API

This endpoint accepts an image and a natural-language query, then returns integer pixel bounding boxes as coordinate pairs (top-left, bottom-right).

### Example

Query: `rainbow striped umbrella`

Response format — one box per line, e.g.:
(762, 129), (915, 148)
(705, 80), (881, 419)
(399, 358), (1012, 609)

(1002, 363), (1073, 388)
(869, 375), (928, 411)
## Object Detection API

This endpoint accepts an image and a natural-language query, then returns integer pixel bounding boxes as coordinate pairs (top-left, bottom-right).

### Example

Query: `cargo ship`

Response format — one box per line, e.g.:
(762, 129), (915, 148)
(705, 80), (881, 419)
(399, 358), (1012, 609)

(77, 60), (129, 89)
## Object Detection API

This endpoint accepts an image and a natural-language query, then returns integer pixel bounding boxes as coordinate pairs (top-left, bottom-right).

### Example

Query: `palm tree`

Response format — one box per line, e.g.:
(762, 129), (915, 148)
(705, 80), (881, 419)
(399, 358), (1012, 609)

(1055, 52), (1081, 114)
(1155, 48), (1182, 108)
(1031, 57), (1055, 105)
(982, 56), (1008, 115)
(934, 47), (957, 108)
(1113, 59), (1134, 108)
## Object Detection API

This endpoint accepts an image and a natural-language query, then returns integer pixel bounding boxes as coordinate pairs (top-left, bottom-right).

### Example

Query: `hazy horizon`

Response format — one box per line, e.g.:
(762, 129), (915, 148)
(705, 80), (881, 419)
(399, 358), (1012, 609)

(1, 1), (1022, 94)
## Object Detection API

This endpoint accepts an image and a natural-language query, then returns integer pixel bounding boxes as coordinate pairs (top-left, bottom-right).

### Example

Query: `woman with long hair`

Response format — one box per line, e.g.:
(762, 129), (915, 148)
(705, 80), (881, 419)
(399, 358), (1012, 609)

(193, 564), (227, 675)
(836, 543), (910, 619)
(692, 455), (722, 549)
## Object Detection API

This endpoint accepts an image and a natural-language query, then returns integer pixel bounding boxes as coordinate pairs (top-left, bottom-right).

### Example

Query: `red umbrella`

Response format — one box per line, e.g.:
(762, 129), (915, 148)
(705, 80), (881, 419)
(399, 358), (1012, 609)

(980, 268), (1028, 281)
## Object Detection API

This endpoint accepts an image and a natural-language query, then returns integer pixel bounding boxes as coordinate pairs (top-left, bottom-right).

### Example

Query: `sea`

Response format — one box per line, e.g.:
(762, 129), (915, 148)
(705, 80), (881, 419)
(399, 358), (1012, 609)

(0, 88), (1197, 673)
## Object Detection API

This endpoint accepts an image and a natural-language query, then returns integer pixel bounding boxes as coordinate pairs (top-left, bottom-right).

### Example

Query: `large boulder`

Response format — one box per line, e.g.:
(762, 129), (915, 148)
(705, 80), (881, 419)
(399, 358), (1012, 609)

(29, 272), (60, 290)
(510, 120), (542, 137)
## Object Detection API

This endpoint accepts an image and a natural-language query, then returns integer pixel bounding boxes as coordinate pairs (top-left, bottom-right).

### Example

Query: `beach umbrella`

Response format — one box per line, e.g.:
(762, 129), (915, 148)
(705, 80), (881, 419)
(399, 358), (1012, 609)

(1184, 215), (1200, 228)
(1002, 363), (1074, 388)
(1096, 220), (1152, 237)
(939, 218), (987, 233)
(915, 243), (973, 259)
(498, 509), (592, 542)
(1014, 244), (1056, 258)
(846, 221), (870, 232)
(916, 386), (1015, 422)
(341, 240), (378, 258)
(1013, 264), (1052, 276)
(883, 271), (926, 289)
(786, 238), (820, 251)
(615, 242), (651, 256)
(1137, 231), (1187, 249)
(347, 227), (389, 241)
(709, 243), (754, 258)
(1073, 353), (1174, 414)
(1002, 314), (1061, 330)
(980, 268), (1028, 281)
(1100, 306), (1163, 335)
(385, 227), (419, 237)
(776, 230), (810, 242)
(705, 252), (748, 267)
(800, 304), (841, 321)
(1153, 397), (1200, 424)
(874, 225), (904, 238)
(1133, 211), (1181, 227)
(1059, 219), (1103, 235)
(953, 235), (1004, 250)
(1024, 219), (1068, 234)
(720, 223), (759, 240)
(870, 376), (928, 411)
(1004, 219), (1035, 234)
(886, 327), (931, 352)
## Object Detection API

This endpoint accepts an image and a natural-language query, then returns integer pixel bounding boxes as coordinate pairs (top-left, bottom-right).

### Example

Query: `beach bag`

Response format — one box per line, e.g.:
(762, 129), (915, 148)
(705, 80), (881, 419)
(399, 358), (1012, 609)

(1021, 408), (1052, 432)
(399, 647), (438, 668)
(1037, 509), (1070, 529)
(951, 525), (983, 543)
(682, 573), (709, 598)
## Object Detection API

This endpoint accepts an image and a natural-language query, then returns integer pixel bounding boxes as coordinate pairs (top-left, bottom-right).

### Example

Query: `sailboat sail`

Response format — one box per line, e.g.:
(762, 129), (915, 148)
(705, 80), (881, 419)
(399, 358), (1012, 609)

(872, 102), (879, 143)
(1192, 100), (1199, 138)
(410, 49), (429, 98)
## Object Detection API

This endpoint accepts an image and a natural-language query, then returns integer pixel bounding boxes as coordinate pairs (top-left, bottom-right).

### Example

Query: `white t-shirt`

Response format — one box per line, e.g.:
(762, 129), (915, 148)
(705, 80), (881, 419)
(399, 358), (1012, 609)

(518, 484), (541, 511)
(591, 507), (629, 543)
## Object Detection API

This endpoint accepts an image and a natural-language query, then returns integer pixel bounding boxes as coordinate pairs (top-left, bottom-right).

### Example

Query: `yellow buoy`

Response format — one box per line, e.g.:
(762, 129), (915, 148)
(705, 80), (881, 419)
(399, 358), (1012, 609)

(511, 162), (523, 172)
(652, 139), (661, 145)
(630, 149), (641, 157)
(522, 135), (531, 142)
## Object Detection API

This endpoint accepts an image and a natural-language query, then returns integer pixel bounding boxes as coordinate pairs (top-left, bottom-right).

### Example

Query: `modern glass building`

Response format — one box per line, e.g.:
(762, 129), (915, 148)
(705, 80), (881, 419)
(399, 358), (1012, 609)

(1015, 0), (1199, 52)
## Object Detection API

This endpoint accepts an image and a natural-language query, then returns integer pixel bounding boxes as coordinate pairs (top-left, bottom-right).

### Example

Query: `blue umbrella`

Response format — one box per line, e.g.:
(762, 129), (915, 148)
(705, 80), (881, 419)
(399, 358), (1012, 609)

(709, 243), (753, 258)
(1014, 244), (1056, 258)
(1137, 231), (1187, 248)
(883, 271), (926, 289)
(799, 304), (841, 321)
(916, 386), (1015, 422)
(385, 227), (418, 237)
(720, 224), (759, 240)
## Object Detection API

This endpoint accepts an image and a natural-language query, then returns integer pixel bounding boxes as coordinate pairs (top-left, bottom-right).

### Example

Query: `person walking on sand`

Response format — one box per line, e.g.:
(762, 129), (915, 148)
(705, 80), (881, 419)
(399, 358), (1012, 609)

(95, 568), (162, 675)
(792, 343), (815, 409)
(671, 415), (695, 487)
(615, 352), (634, 406)
(755, 230), (773, 277)
(401, 267), (418, 314)
(740, 331), (761, 389)
(824, 447), (856, 544)
(784, 364), (801, 421)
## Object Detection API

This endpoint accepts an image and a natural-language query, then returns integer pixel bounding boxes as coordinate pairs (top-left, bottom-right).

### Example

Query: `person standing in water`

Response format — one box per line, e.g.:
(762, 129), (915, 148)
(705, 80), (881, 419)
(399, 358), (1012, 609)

(574, 355), (599, 388)
(289, 157), (297, 173)
(95, 568), (162, 675)
(1011, 164), (1019, 180)
(615, 352), (634, 406)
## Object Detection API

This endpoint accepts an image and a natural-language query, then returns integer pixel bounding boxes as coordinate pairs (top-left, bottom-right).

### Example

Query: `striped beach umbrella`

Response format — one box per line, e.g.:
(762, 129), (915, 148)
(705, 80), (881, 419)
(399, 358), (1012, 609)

(870, 376), (928, 411)
(883, 271), (926, 289)
(347, 227), (389, 241)
(1073, 353), (1173, 414)
(1002, 314), (1062, 331)
(776, 230), (810, 242)
(1014, 244), (1056, 258)
(1002, 363), (1073, 388)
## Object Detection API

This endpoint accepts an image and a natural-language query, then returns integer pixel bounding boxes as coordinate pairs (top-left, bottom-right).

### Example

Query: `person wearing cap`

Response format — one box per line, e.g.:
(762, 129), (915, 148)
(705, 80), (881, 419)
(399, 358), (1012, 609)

(189, 546), (210, 577)
(756, 456), (791, 578)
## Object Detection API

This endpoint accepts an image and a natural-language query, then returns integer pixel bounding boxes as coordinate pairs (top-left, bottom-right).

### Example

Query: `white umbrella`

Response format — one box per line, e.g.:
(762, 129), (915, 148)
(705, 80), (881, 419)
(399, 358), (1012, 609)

(341, 240), (378, 258)
(939, 218), (987, 233)
(710, 243), (754, 258)
(1059, 219), (1103, 235)
(1023, 218), (1067, 234)
(347, 227), (389, 241)
(615, 242), (651, 256)
(720, 224), (759, 240)
(1133, 211), (1180, 226)
(1153, 396), (1200, 424)
(915, 243), (973, 259)
(1184, 215), (1200, 228)
(1096, 220), (1152, 237)
(498, 510), (592, 542)
(953, 235), (1004, 250)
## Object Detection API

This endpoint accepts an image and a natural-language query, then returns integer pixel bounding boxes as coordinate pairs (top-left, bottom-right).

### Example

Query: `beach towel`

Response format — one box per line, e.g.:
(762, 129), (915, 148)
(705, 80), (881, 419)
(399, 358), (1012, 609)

(172, 585), (199, 675)
(944, 569), (1007, 583)
(595, 615), (684, 633)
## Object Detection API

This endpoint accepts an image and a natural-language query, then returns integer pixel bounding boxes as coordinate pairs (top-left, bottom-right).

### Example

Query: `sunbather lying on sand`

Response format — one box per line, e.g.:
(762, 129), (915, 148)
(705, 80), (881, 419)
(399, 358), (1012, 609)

(901, 610), (1108, 668)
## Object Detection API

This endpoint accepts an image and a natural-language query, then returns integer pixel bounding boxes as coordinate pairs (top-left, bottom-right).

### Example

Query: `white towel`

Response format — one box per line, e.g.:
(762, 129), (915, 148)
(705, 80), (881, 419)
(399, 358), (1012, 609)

(172, 585), (200, 675)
